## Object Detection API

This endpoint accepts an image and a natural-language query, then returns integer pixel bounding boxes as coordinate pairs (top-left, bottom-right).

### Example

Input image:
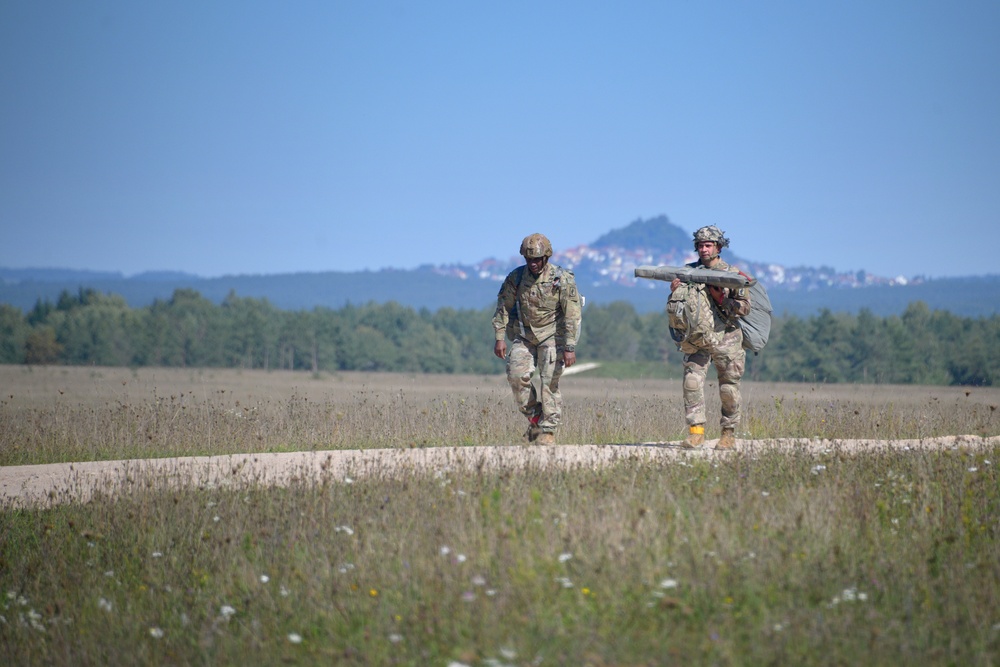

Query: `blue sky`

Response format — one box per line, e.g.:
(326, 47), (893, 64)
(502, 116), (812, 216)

(2, 1), (998, 280)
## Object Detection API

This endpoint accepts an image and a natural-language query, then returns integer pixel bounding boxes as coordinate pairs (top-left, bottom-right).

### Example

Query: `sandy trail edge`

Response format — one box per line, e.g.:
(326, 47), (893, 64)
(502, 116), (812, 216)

(3, 435), (997, 508)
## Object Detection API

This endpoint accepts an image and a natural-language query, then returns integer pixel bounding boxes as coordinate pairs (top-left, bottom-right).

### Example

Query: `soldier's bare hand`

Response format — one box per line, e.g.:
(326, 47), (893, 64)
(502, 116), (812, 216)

(494, 340), (507, 360)
(670, 278), (681, 291)
(563, 350), (576, 368)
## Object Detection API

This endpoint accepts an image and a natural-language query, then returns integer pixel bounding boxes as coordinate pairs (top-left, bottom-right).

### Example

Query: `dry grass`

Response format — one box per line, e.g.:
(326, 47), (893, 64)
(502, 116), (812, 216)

(1, 365), (998, 466)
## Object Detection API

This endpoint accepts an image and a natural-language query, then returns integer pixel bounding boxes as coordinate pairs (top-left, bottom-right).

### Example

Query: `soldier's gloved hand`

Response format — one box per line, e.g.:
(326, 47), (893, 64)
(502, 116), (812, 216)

(708, 285), (726, 306)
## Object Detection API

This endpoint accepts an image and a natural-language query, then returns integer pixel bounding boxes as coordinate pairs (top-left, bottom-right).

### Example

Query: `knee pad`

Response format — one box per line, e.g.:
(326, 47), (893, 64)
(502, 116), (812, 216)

(683, 374), (701, 392)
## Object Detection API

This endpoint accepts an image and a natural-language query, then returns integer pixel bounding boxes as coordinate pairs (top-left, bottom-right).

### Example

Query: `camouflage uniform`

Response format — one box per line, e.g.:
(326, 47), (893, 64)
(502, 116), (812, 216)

(679, 258), (751, 430)
(492, 262), (582, 436)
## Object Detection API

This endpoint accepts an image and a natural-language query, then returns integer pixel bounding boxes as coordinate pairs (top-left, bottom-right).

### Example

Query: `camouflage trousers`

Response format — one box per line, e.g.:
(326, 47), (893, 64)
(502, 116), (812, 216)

(682, 328), (746, 430)
(506, 337), (565, 433)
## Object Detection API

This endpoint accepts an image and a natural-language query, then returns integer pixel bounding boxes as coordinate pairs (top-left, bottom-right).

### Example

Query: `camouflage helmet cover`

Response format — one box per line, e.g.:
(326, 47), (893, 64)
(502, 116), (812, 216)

(693, 225), (730, 249)
(520, 233), (553, 259)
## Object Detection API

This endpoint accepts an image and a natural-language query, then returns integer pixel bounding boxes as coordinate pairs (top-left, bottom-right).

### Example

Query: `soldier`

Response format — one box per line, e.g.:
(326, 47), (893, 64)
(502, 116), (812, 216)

(669, 226), (751, 450)
(492, 233), (582, 445)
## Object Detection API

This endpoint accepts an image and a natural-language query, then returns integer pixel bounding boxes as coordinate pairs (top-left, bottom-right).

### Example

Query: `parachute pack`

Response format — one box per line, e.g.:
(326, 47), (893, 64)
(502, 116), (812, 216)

(738, 278), (772, 354)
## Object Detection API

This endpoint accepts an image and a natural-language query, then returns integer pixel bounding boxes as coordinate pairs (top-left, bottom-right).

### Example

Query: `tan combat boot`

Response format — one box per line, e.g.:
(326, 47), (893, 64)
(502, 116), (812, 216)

(717, 428), (736, 450)
(535, 432), (556, 445)
(682, 425), (705, 449)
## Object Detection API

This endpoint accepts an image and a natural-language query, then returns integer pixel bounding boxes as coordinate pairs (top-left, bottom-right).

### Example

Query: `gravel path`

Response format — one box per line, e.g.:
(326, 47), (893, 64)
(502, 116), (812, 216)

(2, 435), (997, 508)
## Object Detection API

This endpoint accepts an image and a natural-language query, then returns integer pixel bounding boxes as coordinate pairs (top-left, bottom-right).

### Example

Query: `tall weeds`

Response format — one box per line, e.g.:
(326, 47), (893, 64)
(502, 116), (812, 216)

(2, 448), (998, 665)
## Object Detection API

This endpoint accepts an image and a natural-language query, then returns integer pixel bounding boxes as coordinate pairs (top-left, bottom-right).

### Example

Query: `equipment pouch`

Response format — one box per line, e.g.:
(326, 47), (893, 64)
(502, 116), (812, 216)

(666, 284), (690, 332)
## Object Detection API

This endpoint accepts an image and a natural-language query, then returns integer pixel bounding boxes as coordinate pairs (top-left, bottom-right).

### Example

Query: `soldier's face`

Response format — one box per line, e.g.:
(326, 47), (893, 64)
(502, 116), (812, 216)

(526, 255), (547, 276)
(696, 241), (719, 262)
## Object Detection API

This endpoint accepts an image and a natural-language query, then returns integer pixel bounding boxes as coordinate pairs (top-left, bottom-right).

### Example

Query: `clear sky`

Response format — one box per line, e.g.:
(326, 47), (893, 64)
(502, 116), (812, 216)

(2, 1), (998, 279)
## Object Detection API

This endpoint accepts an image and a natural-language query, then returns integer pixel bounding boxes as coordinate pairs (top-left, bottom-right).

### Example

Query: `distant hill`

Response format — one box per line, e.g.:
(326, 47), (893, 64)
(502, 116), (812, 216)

(3, 216), (999, 317)
(591, 216), (692, 254)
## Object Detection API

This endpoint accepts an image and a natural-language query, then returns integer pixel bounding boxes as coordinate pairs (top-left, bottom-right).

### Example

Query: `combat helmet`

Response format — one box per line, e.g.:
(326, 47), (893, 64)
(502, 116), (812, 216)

(693, 225), (730, 249)
(520, 233), (553, 259)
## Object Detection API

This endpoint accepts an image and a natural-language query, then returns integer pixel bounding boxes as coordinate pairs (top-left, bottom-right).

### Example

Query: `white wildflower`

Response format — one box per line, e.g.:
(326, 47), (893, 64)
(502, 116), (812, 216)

(829, 587), (868, 606)
(27, 609), (45, 631)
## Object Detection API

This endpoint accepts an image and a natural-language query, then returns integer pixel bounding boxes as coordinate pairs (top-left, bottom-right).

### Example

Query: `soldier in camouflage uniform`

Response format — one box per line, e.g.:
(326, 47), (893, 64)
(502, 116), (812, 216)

(669, 226), (751, 450)
(493, 233), (583, 445)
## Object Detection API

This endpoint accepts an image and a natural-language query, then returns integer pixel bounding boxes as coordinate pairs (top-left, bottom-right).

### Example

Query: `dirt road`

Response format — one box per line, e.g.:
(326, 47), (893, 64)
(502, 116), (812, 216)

(2, 435), (996, 508)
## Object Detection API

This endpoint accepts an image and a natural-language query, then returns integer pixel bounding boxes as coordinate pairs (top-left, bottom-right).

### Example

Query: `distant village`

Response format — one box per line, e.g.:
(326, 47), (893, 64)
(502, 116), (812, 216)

(433, 242), (920, 292)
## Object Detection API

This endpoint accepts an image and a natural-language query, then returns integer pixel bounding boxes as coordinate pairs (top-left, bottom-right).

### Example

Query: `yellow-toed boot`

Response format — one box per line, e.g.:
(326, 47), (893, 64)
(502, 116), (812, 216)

(682, 425), (705, 449)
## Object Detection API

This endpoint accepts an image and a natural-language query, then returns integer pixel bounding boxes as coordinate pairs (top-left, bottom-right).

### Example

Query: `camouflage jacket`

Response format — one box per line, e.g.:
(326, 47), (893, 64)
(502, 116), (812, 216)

(492, 263), (582, 349)
(686, 258), (752, 325)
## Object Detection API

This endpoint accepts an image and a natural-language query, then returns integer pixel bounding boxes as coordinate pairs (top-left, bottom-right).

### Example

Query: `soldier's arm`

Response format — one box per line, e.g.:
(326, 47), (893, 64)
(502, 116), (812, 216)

(492, 275), (520, 359)
(721, 285), (751, 318)
(558, 273), (583, 351)
(491, 274), (517, 341)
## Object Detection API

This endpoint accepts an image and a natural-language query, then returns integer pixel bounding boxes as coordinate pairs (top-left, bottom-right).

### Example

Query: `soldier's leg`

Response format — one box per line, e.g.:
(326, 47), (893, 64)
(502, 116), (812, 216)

(683, 350), (711, 427)
(506, 339), (541, 421)
(536, 340), (565, 433)
(714, 336), (746, 430)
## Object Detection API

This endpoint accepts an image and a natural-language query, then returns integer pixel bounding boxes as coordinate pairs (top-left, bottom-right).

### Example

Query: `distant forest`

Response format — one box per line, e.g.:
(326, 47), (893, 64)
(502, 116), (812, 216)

(1, 287), (998, 385)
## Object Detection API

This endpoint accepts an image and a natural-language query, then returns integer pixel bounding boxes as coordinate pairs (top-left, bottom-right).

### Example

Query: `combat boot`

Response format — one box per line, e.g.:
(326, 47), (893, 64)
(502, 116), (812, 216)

(717, 428), (736, 450)
(535, 432), (556, 445)
(682, 425), (705, 449)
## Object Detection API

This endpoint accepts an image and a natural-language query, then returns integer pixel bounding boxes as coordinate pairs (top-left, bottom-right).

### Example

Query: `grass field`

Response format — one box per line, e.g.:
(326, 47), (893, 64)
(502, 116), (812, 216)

(2, 366), (999, 665)
(1, 365), (998, 465)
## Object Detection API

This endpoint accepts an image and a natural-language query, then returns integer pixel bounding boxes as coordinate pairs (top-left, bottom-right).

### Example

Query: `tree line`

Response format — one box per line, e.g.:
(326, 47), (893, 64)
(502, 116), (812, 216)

(1, 287), (997, 385)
